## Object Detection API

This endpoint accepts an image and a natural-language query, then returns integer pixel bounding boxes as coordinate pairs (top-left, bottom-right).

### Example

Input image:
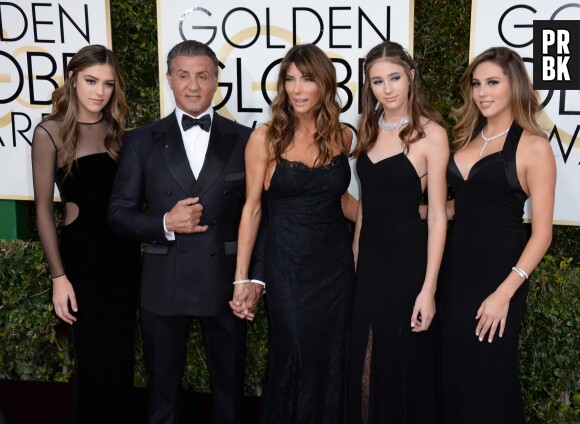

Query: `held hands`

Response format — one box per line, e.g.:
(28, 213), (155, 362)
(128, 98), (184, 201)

(411, 290), (436, 332)
(475, 289), (511, 343)
(52, 275), (77, 324)
(165, 197), (208, 234)
(229, 282), (264, 321)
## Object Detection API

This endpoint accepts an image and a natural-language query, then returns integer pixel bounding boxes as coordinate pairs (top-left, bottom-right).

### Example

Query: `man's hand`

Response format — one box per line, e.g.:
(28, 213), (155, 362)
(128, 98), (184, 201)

(165, 197), (208, 234)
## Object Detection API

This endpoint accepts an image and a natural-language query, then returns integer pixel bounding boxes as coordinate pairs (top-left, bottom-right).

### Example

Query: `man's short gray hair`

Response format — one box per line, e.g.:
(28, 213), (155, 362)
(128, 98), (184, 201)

(166, 40), (219, 77)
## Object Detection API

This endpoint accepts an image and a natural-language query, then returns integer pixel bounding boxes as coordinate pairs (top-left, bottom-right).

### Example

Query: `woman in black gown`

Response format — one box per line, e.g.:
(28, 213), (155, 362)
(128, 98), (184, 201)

(233, 44), (355, 423)
(439, 47), (556, 423)
(347, 41), (449, 423)
(31, 45), (141, 423)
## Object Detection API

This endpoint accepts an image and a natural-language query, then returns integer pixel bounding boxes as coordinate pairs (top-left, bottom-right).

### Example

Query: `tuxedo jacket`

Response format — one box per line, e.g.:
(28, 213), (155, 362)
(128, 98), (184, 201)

(108, 111), (263, 316)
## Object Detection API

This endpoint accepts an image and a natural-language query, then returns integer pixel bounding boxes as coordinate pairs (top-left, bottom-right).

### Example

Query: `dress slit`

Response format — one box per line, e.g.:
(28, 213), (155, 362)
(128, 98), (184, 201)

(361, 325), (373, 424)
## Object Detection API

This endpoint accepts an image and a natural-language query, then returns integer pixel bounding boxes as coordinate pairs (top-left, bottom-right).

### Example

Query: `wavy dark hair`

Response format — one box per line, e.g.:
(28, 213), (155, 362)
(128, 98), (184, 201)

(43, 44), (128, 177)
(267, 44), (346, 166)
(451, 46), (545, 152)
(353, 40), (442, 158)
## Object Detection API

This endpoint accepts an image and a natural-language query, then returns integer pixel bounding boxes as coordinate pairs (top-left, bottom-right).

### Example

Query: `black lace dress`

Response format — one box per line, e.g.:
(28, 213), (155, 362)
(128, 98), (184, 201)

(260, 154), (355, 424)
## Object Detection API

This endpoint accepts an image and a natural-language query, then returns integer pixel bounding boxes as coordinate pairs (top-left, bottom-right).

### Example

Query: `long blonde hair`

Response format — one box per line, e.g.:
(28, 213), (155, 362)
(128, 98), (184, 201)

(43, 44), (129, 176)
(354, 41), (442, 158)
(451, 46), (545, 152)
(267, 44), (345, 166)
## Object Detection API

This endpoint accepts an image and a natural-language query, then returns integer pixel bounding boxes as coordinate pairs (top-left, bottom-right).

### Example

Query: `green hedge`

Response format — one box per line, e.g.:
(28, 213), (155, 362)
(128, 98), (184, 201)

(519, 256), (580, 422)
(0, 241), (71, 382)
(2, 0), (578, 423)
(0, 239), (269, 396)
(1, 239), (578, 421)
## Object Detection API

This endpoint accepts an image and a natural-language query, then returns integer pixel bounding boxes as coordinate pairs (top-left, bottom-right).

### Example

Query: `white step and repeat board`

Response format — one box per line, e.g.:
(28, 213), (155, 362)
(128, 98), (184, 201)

(0, 0), (112, 200)
(157, 0), (415, 201)
(471, 0), (580, 225)
(2, 1), (577, 224)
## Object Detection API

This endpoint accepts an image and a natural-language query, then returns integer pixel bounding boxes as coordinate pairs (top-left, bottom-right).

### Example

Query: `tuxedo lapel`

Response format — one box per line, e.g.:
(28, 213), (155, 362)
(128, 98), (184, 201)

(155, 114), (197, 196)
(192, 113), (235, 198)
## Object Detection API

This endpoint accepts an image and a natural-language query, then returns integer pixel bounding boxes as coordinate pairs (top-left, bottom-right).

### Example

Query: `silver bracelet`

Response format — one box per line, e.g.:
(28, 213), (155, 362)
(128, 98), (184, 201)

(511, 266), (529, 280)
(233, 279), (251, 285)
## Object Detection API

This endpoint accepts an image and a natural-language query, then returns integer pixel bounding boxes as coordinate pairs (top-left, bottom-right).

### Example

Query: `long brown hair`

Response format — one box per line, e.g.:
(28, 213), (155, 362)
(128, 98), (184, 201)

(354, 40), (442, 158)
(451, 46), (545, 152)
(267, 44), (345, 166)
(44, 44), (128, 176)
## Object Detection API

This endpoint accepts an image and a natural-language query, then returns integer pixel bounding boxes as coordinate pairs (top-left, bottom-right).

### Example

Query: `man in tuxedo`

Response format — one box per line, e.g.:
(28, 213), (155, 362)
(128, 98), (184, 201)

(108, 40), (264, 424)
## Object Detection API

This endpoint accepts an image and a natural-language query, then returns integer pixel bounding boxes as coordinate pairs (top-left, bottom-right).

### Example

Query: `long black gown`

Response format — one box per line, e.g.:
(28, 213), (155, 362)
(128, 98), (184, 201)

(56, 153), (141, 423)
(260, 154), (355, 424)
(348, 152), (441, 423)
(439, 122), (528, 424)
(33, 120), (141, 423)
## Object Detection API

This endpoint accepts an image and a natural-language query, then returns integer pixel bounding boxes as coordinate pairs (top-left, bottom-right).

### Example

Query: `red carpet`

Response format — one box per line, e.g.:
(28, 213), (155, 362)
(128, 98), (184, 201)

(0, 379), (260, 424)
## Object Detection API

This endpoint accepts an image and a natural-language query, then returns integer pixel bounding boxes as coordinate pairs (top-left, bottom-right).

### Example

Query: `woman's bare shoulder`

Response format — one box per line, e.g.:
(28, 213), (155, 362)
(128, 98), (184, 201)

(419, 118), (449, 150)
(517, 131), (553, 165)
(246, 123), (270, 158)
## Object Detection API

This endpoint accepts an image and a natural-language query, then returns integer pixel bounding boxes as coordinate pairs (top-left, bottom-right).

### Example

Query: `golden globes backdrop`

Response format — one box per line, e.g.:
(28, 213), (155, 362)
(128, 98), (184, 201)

(0, 0), (112, 200)
(157, 0), (415, 200)
(471, 0), (580, 225)
(2, 1), (577, 223)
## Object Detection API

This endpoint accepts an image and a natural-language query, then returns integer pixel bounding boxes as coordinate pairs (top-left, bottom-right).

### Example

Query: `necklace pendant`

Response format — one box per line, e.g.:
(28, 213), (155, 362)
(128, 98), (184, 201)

(479, 141), (489, 156)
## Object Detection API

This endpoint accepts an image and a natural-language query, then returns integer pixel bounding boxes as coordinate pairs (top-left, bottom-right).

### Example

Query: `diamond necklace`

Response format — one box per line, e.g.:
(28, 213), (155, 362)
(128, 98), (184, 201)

(479, 126), (510, 156)
(378, 114), (410, 131)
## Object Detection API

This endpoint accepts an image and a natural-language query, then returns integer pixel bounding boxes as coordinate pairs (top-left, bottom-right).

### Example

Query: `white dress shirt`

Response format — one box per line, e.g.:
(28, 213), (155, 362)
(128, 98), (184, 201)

(175, 106), (213, 179)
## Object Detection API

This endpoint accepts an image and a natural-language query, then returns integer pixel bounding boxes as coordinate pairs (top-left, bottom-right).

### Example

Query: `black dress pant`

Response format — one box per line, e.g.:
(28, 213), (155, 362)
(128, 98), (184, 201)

(141, 308), (247, 424)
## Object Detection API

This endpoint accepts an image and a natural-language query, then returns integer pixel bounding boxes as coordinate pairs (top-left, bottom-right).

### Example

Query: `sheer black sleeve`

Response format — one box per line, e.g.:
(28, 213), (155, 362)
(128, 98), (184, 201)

(31, 124), (64, 278)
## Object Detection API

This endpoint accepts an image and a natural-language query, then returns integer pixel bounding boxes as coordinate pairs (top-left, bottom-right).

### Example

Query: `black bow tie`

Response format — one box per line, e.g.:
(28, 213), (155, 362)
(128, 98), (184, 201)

(181, 114), (211, 132)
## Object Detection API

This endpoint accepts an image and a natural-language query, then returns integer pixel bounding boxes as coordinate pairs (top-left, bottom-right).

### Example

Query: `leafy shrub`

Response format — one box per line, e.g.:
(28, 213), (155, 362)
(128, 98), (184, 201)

(520, 256), (580, 423)
(2, 239), (578, 421)
(0, 240), (71, 382)
(110, 0), (160, 128)
(0, 240), (267, 394)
